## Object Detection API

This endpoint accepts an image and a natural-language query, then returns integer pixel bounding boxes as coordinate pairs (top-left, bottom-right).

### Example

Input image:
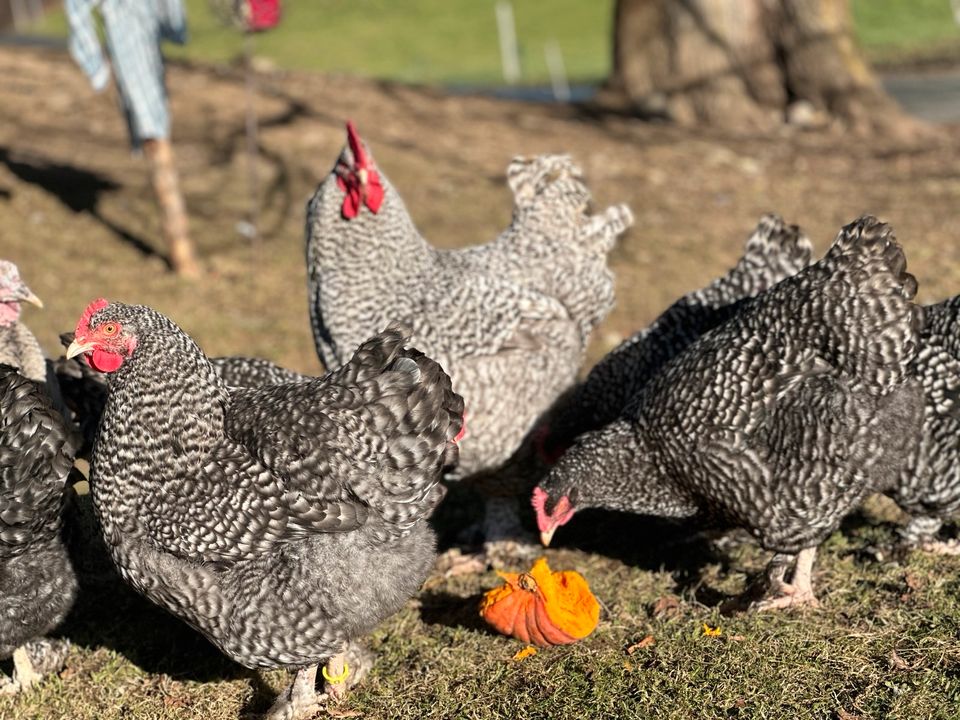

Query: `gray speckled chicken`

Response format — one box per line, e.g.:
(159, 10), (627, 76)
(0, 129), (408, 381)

(535, 213), (813, 464)
(54, 331), (309, 457)
(888, 295), (960, 552)
(66, 299), (463, 719)
(306, 122), (631, 479)
(534, 217), (923, 609)
(0, 365), (77, 693)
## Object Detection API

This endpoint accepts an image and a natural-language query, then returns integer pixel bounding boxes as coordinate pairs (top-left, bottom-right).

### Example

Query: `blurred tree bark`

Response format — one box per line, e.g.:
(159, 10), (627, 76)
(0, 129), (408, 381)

(604, 0), (927, 137)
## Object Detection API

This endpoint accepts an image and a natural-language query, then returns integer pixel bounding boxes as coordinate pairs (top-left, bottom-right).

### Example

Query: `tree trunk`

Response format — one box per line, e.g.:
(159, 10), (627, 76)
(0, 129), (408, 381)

(605, 0), (928, 138)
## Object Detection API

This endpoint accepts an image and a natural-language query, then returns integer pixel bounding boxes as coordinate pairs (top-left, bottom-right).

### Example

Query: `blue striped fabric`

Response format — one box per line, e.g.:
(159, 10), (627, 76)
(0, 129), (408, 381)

(66, 0), (188, 148)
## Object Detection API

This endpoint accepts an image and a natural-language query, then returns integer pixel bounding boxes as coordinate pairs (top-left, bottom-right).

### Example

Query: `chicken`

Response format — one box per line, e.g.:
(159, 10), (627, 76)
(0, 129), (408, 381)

(469, 215), (812, 560)
(888, 295), (960, 552)
(65, 299), (463, 719)
(0, 260), (45, 381)
(533, 216), (923, 609)
(305, 122), (631, 480)
(535, 213), (813, 464)
(54, 332), (310, 457)
(0, 365), (78, 693)
(0, 260), (50, 384)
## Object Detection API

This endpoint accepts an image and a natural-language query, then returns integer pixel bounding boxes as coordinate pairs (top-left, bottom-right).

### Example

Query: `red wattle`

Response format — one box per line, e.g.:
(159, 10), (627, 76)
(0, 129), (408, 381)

(90, 348), (124, 373)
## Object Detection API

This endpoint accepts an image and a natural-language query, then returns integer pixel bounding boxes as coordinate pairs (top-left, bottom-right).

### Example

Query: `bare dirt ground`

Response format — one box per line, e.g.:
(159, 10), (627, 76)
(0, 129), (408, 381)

(2, 47), (960, 720)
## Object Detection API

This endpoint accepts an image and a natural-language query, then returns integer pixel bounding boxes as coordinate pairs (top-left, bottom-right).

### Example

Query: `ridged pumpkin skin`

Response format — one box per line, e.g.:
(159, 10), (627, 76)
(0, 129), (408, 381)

(479, 557), (599, 647)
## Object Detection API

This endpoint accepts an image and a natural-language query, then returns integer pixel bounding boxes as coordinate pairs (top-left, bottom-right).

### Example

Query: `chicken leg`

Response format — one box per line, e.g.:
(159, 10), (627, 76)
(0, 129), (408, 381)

(323, 640), (374, 702)
(0, 645), (46, 694)
(753, 547), (820, 611)
(265, 665), (325, 720)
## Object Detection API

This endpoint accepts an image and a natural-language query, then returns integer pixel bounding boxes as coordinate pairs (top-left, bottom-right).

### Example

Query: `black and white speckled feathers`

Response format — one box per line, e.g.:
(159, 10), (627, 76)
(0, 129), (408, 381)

(0, 365), (77, 659)
(539, 216), (924, 555)
(539, 214), (813, 461)
(54, 331), (311, 458)
(306, 131), (631, 477)
(87, 303), (462, 668)
(888, 295), (960, 531)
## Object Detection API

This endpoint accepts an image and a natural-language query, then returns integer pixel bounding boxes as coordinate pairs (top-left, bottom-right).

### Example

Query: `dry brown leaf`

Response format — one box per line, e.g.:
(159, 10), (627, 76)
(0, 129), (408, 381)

(651, 596), (681, 619)
(904, 570), (925, 592)
(626, 635), (656, 654)
(888, 649), (912, 671)
(837, 709), (864, 720)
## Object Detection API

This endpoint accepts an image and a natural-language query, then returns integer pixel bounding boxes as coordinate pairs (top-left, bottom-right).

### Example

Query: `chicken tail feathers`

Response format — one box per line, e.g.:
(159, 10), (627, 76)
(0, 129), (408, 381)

(742, 213), (813, 283)
(813, 215), (922, 390)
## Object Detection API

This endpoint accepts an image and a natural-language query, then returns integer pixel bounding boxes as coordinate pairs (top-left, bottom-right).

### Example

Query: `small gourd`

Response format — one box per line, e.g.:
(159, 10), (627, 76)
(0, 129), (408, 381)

(479, 557), (599, 646)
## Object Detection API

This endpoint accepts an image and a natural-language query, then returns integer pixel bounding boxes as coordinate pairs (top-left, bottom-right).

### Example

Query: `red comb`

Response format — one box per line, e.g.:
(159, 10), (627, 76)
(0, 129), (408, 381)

(76, 297), (109, 338)
(345, 120), (369, 170)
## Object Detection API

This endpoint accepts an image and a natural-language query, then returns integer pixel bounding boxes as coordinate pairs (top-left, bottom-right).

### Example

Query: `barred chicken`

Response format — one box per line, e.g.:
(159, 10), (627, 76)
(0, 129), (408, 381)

(890, 295), (960, 552)
(66, 300), (463, 719)
(534, 217), (923, 609)
(0, 365), (77, 693)
(306, 122), (631, 480)
(472, 215), (812, 557)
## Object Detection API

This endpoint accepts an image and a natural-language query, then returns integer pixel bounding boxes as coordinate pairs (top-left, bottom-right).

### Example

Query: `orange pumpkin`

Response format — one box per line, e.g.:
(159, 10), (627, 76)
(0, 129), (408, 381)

(479, 557), (600, 647)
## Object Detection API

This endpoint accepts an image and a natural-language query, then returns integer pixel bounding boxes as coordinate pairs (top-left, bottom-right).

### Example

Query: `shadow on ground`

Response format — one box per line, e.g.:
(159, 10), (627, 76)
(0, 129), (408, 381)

(0, 146), (160, 262)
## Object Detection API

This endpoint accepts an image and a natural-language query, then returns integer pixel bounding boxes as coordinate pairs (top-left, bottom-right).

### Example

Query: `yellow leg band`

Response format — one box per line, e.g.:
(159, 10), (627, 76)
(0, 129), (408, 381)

(322, 661), (350, 684)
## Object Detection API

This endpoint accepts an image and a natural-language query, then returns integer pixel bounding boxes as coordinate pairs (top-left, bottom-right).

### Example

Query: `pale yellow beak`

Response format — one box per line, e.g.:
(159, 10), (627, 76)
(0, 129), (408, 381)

(22, 289), (43, 308)
(65, 338), (95, 359)
(539, 528), (556, 547)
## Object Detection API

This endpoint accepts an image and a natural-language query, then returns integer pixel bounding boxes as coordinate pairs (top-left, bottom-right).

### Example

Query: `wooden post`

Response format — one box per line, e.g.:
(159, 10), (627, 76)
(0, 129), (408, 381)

(143, 138), (200, 277)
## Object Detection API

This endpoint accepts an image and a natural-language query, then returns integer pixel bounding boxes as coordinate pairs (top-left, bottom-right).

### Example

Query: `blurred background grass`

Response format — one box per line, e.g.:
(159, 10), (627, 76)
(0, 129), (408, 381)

(31, 0), (960, 85)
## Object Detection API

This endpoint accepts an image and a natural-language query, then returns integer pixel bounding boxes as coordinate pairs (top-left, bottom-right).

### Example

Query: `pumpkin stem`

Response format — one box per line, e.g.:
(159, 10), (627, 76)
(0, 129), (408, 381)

(518, 572), (540, 594)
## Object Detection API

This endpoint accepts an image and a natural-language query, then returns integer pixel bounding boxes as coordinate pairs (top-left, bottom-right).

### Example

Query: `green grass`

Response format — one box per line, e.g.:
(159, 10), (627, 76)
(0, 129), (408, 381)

(5, 495), (960, 720)
(31, 0), (960, 86)
(36, 0), (614, 85)
(852, 0), (960, 65)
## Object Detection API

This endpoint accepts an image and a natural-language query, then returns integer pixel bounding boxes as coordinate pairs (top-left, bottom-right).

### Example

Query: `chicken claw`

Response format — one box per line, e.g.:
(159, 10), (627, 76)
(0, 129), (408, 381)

(752, 547), (820, 612)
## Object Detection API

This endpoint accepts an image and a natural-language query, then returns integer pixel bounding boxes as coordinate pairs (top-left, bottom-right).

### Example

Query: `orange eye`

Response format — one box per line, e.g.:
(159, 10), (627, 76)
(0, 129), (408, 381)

(101, 323), (118, 336)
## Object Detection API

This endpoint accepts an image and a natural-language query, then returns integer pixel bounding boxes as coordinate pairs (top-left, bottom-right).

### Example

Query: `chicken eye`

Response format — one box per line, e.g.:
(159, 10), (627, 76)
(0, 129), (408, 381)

(101, 323), (119, 336)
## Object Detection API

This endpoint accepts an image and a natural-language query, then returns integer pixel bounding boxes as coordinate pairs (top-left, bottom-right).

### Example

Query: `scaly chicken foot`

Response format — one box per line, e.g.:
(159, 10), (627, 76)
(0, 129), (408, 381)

(0, 672), (17, 695)
(12, 645), (44, 691)
(264, 665), (325, 720)
(920, 539), (960, 555)
(752, 547), (820, 612)
(0, 643), (58, 694)
(899, 516), (960, 555)
(435, 548), (489, 576)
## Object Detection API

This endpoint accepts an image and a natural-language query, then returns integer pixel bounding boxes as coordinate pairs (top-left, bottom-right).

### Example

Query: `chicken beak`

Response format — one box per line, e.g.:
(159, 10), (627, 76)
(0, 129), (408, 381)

(65, 338), (95, 359)
(539, 528), (556, 547)
(13, 284), (43, 308)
